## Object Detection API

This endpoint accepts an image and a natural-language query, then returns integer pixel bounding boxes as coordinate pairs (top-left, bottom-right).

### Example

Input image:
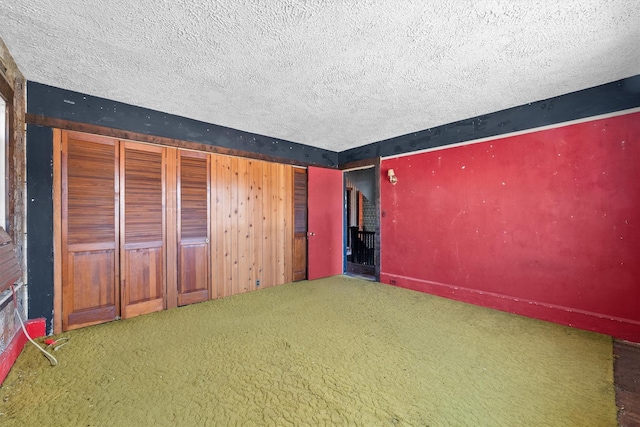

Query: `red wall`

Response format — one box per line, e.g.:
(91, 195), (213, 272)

(0, 318), (46, 384)
(380, 112), (640, 342)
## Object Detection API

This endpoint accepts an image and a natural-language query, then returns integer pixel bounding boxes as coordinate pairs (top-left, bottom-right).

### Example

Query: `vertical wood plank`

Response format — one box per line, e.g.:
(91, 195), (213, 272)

(212, 154), (221, 299)
(247, 160), (255, 292)
(252, 161), (263, 290)
(229, 156), (239, 296)
(209, 154), (220, 299)
(237, 158), (249, 293)
(114, 140), (121, 314)
(261, 161), (273, 288)
(219, 155), (232, 298)
(214, 155), (224, 298)
(270, 162), (279, 288)
(207, 154), (212, 297)
(165, 147), (177, 309)
(210, 154), (219, 299)
(276, 164), (285, 285)
(52, 129), (63, 334)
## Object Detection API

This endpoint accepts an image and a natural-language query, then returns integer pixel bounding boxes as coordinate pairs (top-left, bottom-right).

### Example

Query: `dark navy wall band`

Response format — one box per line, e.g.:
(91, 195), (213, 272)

(339, 74), (640, 164)
(26, 125), (54, 332)
(27, 82), (339, 167)
(28, 76), (640, 168)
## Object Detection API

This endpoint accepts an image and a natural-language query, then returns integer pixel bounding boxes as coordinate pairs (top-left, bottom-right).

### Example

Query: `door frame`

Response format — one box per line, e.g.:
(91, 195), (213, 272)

(341, 158), (381, 281)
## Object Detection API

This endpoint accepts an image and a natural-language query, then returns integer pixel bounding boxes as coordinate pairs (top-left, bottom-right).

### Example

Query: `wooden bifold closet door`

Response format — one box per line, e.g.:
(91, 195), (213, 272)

(58, 130), (297, 332)
(176, 150), (210, 306)
(119, 141), (166, 319)
(61, 132), (119, 331)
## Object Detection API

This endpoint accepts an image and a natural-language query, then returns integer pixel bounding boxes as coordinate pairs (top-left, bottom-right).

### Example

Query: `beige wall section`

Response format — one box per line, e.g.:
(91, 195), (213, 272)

(0, 37), (27, 354)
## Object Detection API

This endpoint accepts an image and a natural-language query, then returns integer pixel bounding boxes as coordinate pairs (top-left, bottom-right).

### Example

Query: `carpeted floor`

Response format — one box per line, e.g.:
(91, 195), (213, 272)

(0, 276), (616, 426)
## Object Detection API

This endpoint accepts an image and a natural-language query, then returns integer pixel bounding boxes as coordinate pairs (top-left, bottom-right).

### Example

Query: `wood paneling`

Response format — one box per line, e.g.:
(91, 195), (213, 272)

(207, 156), (294, 294)
(261, 162), (273, 289)
(250, 160), (263, 291)
(217, 155), (233, 298)
(164, 148), (178, 309)
(214, 157), (294, 295)
(58, 130), (297, 330)
(212, 155), (229, 298)
(237, 158), (250, 293)
(120, 142), (165, 319)
(61, 132), (119, 331)
(276, 165), (285, 285)
(268, 162), (280, 288)
(229, 157), (240, 295)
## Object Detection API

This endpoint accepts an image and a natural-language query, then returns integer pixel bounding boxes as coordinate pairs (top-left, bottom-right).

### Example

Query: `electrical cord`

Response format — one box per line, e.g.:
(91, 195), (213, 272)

(45, 337), (69, 351)
(10, 284), (58, 366)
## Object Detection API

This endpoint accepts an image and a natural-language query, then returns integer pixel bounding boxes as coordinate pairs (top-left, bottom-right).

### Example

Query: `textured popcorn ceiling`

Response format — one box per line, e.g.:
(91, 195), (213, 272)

(1, 1), (639, 151)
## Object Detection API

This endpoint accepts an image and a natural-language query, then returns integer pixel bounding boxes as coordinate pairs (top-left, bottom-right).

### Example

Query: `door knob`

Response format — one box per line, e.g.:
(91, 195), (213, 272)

(307, 232), (315, 237)
(205, 238), (210, 243)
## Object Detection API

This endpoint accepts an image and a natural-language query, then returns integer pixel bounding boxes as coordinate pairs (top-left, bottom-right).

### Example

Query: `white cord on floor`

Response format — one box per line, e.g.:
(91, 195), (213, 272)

(11, 284), (58, 366)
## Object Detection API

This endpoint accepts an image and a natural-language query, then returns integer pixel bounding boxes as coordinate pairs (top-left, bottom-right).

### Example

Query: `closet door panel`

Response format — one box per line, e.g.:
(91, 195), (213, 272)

(61, 132), (119, 331)
(120, 142), (166, 318)
(65, 247), (117, 327)
(177, 152), (210, 306)
(123, 246), (163, 303)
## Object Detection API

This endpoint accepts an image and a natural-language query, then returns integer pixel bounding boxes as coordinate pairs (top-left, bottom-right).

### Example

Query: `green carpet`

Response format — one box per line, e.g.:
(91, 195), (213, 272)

(0, 277), (616, 426)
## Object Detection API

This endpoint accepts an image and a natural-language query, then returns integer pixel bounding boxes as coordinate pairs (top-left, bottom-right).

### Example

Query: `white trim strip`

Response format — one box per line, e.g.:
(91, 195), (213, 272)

(343, 164), (375, 172)
(382, 107), (640, 160)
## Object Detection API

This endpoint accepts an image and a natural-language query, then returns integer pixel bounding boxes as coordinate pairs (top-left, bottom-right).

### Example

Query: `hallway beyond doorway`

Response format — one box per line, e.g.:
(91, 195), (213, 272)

(345, 261), (375, 281)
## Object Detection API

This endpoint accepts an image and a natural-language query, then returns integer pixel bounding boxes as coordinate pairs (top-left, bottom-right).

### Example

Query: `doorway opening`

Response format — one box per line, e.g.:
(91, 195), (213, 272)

(344, 166), (379, 281)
